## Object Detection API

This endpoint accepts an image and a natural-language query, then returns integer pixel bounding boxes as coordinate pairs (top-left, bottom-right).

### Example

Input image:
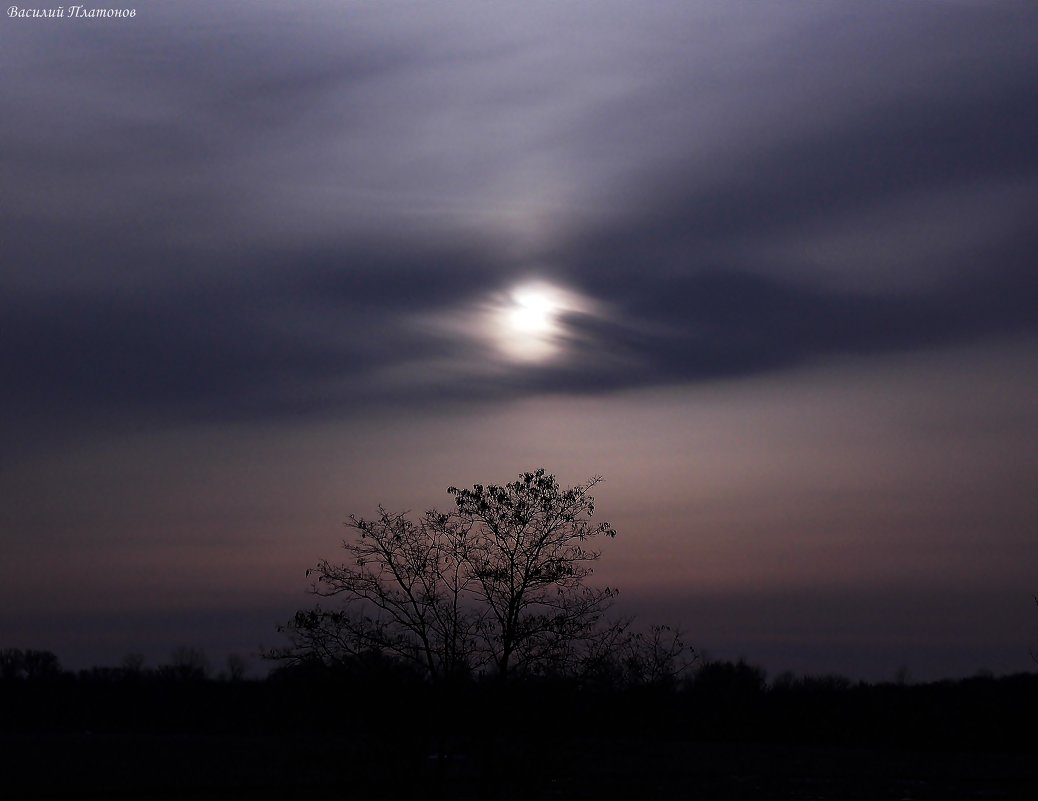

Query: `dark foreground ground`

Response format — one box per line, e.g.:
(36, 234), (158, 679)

(3, 661), (1037, 800)
(2, 732), (1036, 801)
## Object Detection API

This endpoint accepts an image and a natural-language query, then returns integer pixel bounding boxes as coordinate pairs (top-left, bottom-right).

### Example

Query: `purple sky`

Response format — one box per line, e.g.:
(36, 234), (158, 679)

(3, 0), (1038, 681)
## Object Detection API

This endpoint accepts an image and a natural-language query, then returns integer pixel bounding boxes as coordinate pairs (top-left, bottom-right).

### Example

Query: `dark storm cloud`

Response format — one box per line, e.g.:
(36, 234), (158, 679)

(524, 261), (1038, 395)
(1, 11), (500, 431)
(5, 0), (1038, 436)
(527, 23), (1038, 392)
(552, 72), (1038, 284)
(0, 239), (504, 427)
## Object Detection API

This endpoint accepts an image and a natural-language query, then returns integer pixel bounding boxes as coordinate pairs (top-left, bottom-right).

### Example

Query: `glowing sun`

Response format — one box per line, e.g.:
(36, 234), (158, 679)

(491, 281), (577, 362)
(506, 286), (559, 337)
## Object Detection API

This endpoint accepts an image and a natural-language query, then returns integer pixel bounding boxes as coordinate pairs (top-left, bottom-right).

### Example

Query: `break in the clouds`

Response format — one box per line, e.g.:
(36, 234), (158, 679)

(4, 0), (1038, 430)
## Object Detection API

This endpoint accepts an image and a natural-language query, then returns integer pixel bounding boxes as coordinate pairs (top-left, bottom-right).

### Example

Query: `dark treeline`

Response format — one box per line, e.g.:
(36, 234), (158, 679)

(4, 648), (1038, 800)
(3, 647), (1037, 752)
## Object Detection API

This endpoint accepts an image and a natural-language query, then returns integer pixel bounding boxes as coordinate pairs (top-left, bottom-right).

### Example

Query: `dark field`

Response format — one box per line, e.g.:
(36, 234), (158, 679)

(2, 733), (1037, 800)
(3, 661), (1037, 800)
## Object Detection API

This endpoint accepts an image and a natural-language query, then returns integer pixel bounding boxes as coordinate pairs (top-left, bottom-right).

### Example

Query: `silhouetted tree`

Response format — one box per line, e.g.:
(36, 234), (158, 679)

(161, 645), (210, 681)
(620, 624), (697, 687)
(224, 653), (248, 682)
(0, 648), (62, 680)
(579, 622), (697, 690)
(693, 659), (767, 697)
(120, 652), (146, 674)
(275, 469), (622, 681)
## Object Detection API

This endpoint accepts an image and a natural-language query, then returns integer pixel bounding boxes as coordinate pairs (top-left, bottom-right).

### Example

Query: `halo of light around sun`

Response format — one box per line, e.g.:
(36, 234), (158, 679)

(491, 281), (586, 363)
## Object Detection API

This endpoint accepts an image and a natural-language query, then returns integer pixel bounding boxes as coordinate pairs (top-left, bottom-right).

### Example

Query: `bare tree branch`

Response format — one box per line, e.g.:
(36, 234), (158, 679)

(272, 469), (689, 687)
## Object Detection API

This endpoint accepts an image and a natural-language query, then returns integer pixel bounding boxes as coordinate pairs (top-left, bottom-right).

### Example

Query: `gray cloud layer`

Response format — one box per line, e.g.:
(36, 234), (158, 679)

(5, 0), (1038, 441)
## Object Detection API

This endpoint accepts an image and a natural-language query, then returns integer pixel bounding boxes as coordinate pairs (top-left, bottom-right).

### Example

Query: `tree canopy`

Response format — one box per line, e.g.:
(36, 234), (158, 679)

(275, 469), (626, 681)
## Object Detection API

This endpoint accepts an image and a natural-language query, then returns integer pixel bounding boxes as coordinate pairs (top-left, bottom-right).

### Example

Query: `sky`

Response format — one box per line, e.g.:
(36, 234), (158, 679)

(3, 0), (1037, 682)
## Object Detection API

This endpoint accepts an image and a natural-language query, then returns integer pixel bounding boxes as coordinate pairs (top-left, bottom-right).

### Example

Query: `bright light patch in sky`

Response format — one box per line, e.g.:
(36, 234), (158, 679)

(413, 279), (598, 372)
(506, 285), (557, 339)
(491, 281), (587, 362)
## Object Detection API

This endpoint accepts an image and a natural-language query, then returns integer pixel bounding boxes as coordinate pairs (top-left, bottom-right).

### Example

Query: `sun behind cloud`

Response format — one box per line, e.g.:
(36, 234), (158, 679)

(408, 277), (602, 378)
(492, 281), (587, 362)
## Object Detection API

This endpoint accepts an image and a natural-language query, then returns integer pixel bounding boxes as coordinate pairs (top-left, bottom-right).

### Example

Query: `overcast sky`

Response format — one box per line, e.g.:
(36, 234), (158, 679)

(3, 0), (1037, 680)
